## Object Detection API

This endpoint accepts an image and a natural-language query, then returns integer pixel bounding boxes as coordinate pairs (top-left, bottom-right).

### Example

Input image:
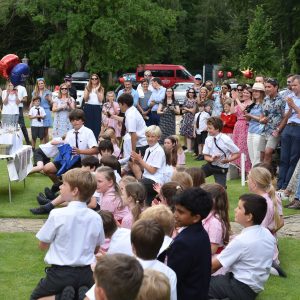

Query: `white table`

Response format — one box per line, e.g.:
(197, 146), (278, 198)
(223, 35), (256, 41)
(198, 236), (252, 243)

(0, 145), (33, 202)
(0, 129), (23, 154)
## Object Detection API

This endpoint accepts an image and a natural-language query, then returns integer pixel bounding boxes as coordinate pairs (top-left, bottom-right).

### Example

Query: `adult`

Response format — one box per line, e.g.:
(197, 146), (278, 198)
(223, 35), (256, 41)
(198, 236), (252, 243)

(157, 87), (180, 143)
(231, 86), (252, 173)
(198, 87), (214, 112)
(277, 75), (300, 196)
(137, 70), (154, 98)
(245, 83), (265, 167)
(64, 74), (77, 101)
(83, 74), (104, 140)
(192, 74), (203, 94)
(180, 87), (197, 152)
(137, 79), (152, 125)
(280, 74), (295, 99)
(117, 78), (139, 107)
(16, 84), (31, 144)
(1, 81), (20, 125)
(52, 83), (75, 138)
(255, 75), (265, 84)
(148, 77), (166, 126)
(32, 78), (52, 143)
(258, 78), (285, 165)
(220, 83), (231, 107)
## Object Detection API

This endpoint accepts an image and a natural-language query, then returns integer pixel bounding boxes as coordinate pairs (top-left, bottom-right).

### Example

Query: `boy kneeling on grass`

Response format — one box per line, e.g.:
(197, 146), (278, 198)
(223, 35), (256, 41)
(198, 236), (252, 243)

(209, 194), (276, 300)
(30, 168), (105, 300)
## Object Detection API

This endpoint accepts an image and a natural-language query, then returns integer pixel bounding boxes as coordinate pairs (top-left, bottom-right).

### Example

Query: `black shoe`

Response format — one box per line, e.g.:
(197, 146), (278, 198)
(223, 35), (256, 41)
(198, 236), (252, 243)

(272, 261), (287, 278)
(37, 193), (51, 205)
(44, 187), (57, 200)
(30, 203), (54, 215)
(196, 155), (204, 161)
(78, 286), (89, 300)
(60, 286), (75, 300)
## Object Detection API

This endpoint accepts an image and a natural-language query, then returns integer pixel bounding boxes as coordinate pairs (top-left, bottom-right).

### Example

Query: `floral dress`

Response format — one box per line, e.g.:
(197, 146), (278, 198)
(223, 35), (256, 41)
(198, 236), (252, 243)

(180, 98), (196, 138)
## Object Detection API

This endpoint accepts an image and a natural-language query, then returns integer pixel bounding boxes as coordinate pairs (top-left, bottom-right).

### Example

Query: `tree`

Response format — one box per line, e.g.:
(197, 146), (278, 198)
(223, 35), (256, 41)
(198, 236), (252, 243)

(289, 37), (300, 74)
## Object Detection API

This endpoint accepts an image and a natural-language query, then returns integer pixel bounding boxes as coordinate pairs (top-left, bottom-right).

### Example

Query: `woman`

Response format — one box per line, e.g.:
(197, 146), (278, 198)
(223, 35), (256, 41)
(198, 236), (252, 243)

(1, 81), (20, 126)
(231, 85), (252, 173)
(101, 91), (121, 139)
(245, 82), (265, 167)
(32, 78), (52, 143)
(52, 83), (75, 138)
(83, 74), (104, 139)
(157, 88), (180, 143)
(198, 87), (214, 113)
(180, 88), (197, 152)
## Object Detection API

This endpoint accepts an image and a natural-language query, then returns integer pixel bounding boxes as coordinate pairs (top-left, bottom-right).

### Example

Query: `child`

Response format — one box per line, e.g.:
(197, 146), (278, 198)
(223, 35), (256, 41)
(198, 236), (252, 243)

(202, 116), (240, 188)
(95, 166), (129, 223)
(209, 194), (276, 300)
(171, 171), (193, 190)
(201, 184), (231, 258)
(185, 167), (206, 187)
(121, 182), (146, 229)
(165, 187), (212, 300)
(193, 103), (210, 160)
(131, 125), (166, 206)
(220, 99), (237, 137)
(98, 139), (114, 158)
(28, 96), (46, 149)
(131, 219), (177, 300)
(30, 168), (105, 300)
(101, 126), (121, 158)
(163, 136), (178, 167)
(100, 154), (122, 182)
(162, 147), (177, 184)
(171, 135), (186, 166)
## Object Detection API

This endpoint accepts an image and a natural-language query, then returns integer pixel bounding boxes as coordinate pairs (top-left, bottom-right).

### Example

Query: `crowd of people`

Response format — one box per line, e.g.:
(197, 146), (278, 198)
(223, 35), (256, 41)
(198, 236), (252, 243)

(1, 70), (300, 300)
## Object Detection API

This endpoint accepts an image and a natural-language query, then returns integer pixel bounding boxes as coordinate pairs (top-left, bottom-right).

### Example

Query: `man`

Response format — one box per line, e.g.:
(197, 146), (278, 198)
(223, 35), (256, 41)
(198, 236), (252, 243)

(255, 75), (265, 84)
(147, 77), (166, 126)
(64, 74), (77, 101)
(117, 77), (139, 106)
(258, 78), (285, 164)
(16, 84), (31, 145)
(280, 74), (295, 99)
(192, 74), (203, 94)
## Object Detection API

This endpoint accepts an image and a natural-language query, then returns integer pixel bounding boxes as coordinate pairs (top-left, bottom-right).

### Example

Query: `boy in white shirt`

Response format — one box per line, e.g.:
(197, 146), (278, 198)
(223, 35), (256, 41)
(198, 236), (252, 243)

(209, 193), (276, 300)
(30, 168), (105, 300)
(28, 96), (46, 149)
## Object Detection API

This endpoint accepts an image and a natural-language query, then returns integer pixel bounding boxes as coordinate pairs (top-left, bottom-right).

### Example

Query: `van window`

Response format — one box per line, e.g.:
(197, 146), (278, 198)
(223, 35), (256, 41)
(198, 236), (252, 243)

(176, 69), (192, 79)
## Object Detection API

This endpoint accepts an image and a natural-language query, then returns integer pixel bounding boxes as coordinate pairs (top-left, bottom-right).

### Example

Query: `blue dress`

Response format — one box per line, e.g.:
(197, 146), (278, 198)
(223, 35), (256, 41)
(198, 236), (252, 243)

(32, 89), (52, 127)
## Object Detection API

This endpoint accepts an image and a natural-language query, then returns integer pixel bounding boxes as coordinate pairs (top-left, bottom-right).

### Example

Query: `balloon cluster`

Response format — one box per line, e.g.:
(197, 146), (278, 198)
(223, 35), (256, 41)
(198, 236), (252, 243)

(0, 54), (30, 86)
(218, 71), (233, 79)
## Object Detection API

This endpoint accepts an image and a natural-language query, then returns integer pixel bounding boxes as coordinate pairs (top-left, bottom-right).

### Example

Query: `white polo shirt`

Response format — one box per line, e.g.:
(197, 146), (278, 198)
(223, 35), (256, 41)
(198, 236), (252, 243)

(17, 85), (28, 108)
(217, 225), (275, 293)
(125, 106), (147, 147)
(142, 143), (166, 184)
(36, 201), (105, 266)
(28, 105), (46, 127)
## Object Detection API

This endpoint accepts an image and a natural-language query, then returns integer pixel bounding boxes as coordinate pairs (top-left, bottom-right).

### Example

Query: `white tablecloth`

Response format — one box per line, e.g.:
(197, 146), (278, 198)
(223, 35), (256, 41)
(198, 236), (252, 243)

(0, 130), (23, 154)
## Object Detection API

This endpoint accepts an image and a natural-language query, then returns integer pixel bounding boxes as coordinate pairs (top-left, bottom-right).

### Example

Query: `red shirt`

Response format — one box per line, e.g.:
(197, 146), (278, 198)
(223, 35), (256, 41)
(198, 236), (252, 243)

(220, 113), (237, 134)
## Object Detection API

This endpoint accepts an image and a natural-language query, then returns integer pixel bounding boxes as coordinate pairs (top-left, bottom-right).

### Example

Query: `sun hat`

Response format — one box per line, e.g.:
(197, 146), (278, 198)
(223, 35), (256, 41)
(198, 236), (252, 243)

(252, 82), (265, 92)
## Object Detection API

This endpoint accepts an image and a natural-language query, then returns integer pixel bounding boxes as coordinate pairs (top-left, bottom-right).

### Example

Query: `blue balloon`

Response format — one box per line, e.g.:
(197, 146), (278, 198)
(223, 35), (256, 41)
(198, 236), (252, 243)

(10, 63), (30, 86)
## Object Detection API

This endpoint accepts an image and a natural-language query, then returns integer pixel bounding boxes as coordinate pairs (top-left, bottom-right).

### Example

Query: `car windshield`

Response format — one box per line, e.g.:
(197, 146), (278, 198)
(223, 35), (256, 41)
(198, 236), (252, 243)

(72, 83), (87, 90)
(174, 84), (192, 91)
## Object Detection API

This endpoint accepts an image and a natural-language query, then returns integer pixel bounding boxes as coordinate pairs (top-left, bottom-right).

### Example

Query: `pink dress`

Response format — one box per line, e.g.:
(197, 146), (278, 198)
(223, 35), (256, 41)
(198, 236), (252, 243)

(102, 102), (121, 137)
(121, 210), (134, 229)
(177, 151), (186, 165)
(232, 104), (251, 173)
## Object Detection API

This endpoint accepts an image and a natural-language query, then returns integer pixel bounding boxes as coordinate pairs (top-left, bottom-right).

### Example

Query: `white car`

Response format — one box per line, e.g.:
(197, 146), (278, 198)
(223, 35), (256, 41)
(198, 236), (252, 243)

(172, 82), (194, 105)
(72, 80), (88, 108)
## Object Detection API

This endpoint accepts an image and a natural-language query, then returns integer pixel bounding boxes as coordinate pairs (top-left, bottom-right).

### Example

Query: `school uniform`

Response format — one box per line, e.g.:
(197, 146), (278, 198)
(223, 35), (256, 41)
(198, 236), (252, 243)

(34, 137), (63, 165)
(28, 105), (46, 140)
(30, 201), (105, 300)
(202, 133), (240, 187)
(209, 225), (276, 300)
(194, 110), (210, 144)
(166, 222), (211, 300)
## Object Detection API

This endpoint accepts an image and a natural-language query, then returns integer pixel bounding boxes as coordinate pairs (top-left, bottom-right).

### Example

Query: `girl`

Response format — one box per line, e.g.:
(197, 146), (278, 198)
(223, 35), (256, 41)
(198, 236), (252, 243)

(31, 78), (52, 143)
(95, 166), (129, 223)
(100, 127), (121, 158)
(170, 171), (193, 190)
(201, 183), (231, 257)
(52, 83), (75, 138)
(121, 182), (146, 229)
(220, 99), (237, 137)
(101, 91), (121, 139)
(185, 167), (206, 187)
(171, 135), (186, 166)
(157, 88), (180, 143)
(163, 136), (178, 168)
(1, 81), (20, 126)
(179, 88), (197, 152)
(83, 74), (104, 139)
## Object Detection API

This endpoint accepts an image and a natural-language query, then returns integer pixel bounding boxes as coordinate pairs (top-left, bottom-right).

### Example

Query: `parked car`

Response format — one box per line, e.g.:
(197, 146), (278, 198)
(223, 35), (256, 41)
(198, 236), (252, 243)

(172, 82), (194, 105)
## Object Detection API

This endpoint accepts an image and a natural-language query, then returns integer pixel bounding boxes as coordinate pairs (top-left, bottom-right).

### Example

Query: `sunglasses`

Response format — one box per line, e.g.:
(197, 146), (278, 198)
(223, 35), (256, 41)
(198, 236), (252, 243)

(266, 78), (278, 85)
(61, 87), (68, 90)
(91, 77), (99, 80)
(237, 89), (243, 92)
(37, 77), (45, 81)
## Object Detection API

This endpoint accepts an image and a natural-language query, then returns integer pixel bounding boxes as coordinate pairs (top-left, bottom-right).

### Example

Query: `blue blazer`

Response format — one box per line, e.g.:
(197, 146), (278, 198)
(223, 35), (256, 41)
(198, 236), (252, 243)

(167, 222), (211, 300)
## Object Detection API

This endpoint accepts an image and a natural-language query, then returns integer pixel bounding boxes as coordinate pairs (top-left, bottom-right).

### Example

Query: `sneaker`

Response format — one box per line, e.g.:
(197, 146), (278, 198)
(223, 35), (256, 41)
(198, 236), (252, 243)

(37, 193), (51, 205)
(60, 286), (75, 300)
(78, 286), (89, 300)
(288, 200), (300, 209)
(196, 155), (204, 161)
(283, 199), (298, 208)
(276, 190), (289, 201)
(30, 203), (54, 215)
(44, 187), (57, 200)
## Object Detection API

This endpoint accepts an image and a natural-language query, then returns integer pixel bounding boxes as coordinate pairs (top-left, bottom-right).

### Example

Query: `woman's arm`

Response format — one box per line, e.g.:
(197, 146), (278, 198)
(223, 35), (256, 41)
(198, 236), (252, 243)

(83, 88), (90, 102)
(157, 103), (164, 115)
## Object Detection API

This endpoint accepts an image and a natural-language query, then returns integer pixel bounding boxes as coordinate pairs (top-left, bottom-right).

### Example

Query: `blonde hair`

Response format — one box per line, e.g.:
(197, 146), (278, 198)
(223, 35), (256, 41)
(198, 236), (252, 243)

(86, 73), (104, 93)
(136, 269), (170, 300)
(248, 167), (281, 230)
(139, 205), (175, 236)
(58, 83), (70, 98)
(171, 171), (193, 190)
(62, 168), (96, 202)
(119, 175), (138, 185)
(106, 90), (115, 101)
(145, 125), (162, 138)
(33, 78), (47, 97)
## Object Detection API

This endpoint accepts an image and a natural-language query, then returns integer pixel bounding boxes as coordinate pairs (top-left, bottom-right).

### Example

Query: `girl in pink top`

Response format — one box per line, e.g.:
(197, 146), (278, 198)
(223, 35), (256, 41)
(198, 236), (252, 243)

(121, 182), (146, 229)
(95, 166), (129, 223)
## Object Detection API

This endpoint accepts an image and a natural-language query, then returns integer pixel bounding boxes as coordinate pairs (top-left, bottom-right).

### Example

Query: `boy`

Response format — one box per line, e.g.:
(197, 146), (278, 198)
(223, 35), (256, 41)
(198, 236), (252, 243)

(202, 116), (240, 187)
(166, 187), (212, 300)
(30, 168), (105, 300)
(28, 96), (46, 150)
(209, 194), (276, 300)
(193, 102), (210, 160)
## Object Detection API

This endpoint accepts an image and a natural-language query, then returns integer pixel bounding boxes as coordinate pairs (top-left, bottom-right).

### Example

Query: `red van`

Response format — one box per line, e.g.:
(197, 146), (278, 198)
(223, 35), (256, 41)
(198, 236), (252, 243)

(136, 64), (194, 88)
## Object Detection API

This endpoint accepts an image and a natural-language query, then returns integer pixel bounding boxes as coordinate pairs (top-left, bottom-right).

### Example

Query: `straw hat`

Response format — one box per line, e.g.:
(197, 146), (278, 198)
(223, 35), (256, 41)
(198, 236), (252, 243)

(252, 82), (265, 92)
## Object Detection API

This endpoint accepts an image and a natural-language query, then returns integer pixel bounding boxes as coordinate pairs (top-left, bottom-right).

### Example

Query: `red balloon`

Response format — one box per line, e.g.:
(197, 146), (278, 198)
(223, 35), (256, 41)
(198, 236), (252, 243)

(227, 71), (233, 78)
(218, 70), (224, 78)
(241, 69), (254, 79)
(119, 77), (125, 84)
(0, 54), (20, 79)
